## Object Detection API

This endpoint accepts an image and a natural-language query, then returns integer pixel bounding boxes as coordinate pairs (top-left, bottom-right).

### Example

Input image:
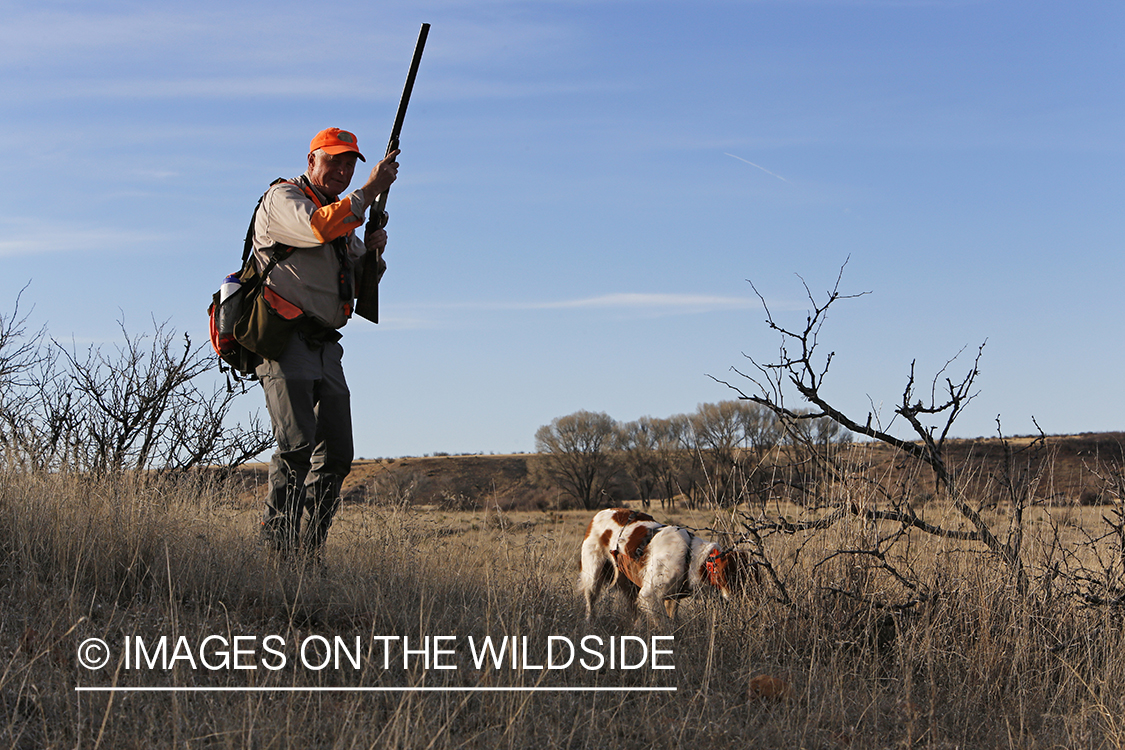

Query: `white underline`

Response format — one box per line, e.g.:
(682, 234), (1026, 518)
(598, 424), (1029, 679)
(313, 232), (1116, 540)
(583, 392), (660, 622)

(75, 686), (676, 693)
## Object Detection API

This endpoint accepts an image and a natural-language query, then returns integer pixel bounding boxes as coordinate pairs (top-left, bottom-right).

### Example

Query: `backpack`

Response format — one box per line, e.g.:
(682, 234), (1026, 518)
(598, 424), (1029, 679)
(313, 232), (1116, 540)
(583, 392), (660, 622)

(208, 180), (303, 377)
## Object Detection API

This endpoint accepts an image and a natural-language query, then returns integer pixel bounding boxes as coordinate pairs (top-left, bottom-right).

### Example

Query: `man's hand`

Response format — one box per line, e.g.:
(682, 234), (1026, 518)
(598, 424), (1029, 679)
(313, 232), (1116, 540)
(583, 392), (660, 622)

(364, 227), (389, 282)
(361, 149), (400, 209)
(365, 227), (388, 255)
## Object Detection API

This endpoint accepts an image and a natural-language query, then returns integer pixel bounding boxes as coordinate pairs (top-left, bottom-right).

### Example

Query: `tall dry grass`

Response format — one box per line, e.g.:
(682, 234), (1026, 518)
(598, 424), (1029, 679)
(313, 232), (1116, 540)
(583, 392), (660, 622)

(1, 463), (1122, 749)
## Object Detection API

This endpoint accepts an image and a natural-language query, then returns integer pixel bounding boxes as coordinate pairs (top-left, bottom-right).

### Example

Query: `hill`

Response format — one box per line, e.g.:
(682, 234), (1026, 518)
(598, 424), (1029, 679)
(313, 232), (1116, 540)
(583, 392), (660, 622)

(232, 432), (1125, 511)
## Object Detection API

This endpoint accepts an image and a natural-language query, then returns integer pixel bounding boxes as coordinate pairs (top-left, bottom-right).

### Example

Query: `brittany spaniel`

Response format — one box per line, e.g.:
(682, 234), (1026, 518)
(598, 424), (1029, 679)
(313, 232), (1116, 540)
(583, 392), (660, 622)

(579, 508), (751, 624)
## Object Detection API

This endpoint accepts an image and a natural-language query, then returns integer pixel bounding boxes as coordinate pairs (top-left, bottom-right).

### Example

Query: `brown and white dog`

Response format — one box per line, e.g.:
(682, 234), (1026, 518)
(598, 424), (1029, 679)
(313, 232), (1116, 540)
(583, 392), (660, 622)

(579, 508), (752, 624)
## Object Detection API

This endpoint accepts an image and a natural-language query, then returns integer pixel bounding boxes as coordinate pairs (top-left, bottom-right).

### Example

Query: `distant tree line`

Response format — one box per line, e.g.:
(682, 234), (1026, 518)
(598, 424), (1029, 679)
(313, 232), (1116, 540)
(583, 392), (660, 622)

(532, 401), (851, 510)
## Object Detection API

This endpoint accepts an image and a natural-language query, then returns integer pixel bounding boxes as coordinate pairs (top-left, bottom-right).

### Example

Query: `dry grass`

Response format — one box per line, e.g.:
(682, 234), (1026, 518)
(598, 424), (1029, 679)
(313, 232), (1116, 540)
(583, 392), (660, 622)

(1, 465), (1123, 749)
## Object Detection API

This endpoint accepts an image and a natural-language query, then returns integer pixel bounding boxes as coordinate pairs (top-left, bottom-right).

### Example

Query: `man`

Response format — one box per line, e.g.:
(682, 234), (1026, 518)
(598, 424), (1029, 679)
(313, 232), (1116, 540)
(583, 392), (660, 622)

(252, 127), (399, 560)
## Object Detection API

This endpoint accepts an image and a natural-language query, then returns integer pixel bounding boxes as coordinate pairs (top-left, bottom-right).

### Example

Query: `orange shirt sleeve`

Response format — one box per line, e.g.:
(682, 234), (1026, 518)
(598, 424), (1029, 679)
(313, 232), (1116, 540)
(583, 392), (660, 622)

(309, 196), (364, 243)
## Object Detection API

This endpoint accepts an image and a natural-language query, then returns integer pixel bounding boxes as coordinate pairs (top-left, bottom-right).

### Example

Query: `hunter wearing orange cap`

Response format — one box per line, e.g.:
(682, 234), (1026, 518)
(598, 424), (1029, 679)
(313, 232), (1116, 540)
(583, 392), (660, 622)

(309, 127), (367, 161)
(250, 128), (400, 563)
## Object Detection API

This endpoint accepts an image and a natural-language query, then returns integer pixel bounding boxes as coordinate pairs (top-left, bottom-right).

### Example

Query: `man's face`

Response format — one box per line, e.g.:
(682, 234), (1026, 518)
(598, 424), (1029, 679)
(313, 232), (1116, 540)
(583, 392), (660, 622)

(307, 150), (358, 196)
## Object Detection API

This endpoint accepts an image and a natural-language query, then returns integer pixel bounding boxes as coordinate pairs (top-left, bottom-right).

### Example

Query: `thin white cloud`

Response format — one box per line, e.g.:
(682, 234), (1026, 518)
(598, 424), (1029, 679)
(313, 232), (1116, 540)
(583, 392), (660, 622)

(411, 293), (756, 314)
(371, 292), (759, 330)
(0, 228), (165, 257)
(531, 293), (755, 311)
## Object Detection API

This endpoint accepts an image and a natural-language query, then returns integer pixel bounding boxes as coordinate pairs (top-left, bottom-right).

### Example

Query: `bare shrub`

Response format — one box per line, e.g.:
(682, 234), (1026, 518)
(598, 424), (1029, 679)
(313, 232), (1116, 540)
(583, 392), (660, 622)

(0, 296), (271, 474)
(57, 318), (273, 473)
(1051, 448), (1125, 609)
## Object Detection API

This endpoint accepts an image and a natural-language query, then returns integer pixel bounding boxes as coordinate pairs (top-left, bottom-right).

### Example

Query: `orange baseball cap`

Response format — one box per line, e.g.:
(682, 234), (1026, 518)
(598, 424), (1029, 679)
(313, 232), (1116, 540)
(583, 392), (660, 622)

(309, 128), (366, 162)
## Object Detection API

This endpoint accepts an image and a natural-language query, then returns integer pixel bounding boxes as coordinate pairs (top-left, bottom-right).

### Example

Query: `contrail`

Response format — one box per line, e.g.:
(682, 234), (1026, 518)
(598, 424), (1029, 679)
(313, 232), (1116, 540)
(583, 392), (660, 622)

(724, 153), (790, 183)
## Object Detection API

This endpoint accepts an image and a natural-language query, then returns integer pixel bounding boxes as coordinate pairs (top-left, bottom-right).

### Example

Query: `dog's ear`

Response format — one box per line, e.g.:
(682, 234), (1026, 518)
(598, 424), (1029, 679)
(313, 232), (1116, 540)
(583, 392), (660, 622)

(722, 550), (739, 588)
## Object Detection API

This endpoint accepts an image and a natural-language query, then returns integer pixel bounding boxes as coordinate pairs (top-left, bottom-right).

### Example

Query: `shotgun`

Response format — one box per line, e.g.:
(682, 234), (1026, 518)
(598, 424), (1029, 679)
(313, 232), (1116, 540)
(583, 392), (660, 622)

(355, 22), (430, 324)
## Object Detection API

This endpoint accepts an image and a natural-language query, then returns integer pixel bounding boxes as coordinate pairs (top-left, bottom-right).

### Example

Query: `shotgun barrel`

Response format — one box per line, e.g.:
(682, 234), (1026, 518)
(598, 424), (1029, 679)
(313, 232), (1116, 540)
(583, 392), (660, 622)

(355, 22), (430, 324)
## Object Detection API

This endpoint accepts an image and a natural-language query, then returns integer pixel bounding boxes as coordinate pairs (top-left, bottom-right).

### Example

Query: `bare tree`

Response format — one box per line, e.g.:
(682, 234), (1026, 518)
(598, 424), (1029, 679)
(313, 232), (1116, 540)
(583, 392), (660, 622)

(678, 401), (786, 508)
(715, 264), (1028, 592)
(778, 409), (853, 506)
(691, 401), (751, 507)
(617, 417), (663, 508)
(533, 410), (619, 509)
(742, 400), (784, 460)
(650, 415), (691, 509)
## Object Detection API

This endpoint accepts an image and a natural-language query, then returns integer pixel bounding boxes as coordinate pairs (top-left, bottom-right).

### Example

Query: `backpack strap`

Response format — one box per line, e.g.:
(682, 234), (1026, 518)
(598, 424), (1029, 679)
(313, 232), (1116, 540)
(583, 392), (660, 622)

(242, 178), (354, 308)
(242, 178), (296, 281)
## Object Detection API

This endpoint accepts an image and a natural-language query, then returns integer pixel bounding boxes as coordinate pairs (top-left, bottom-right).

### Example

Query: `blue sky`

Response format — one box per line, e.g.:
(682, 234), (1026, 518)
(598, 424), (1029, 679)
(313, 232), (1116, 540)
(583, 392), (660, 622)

(2, 0), (1122, 458)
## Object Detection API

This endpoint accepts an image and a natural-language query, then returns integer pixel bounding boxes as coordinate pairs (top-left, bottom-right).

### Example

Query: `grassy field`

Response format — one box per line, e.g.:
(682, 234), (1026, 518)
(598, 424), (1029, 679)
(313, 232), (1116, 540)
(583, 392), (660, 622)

(1, 462), (1123, 749)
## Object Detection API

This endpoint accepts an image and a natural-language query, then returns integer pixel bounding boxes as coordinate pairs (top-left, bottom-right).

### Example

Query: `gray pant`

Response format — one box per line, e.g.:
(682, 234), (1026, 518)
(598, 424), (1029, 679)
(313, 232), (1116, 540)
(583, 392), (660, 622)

(257, 334), (353, 554)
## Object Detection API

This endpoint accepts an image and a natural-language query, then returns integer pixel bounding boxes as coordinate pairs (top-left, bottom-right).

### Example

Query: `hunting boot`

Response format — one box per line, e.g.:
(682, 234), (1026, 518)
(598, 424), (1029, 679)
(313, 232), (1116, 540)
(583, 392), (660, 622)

(302, 476), (342, 563)
(261, 468), (304, 556)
